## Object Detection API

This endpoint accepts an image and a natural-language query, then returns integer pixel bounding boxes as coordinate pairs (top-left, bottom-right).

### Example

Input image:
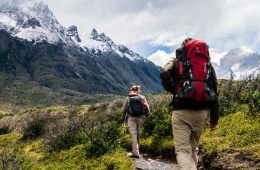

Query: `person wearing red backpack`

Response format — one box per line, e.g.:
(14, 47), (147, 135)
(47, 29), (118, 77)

(122, 85), (150, 158)
(160, 38), (219, 170)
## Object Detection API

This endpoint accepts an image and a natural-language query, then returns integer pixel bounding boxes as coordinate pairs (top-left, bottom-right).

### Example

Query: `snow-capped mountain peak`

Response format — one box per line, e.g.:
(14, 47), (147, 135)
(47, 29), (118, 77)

(90, 28), (115, 46)
(0, 0), (150, 63)
(0, 0), (72, 43)
(67, 25), (81, 43)
(79, 28), (144, 61)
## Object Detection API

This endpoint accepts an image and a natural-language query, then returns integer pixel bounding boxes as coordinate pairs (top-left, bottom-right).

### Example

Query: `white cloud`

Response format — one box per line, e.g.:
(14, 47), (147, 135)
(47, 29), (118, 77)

(148, 48), (229, 67)
(36, 0), (260, 54)
(240, 46), (253, 53)
(209, 49), (228, 65)
(147, 50), (174, 67)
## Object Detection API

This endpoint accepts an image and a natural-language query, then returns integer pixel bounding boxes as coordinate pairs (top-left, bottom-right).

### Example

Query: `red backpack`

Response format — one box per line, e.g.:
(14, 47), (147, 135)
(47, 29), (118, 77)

(175, 39), (216, 103)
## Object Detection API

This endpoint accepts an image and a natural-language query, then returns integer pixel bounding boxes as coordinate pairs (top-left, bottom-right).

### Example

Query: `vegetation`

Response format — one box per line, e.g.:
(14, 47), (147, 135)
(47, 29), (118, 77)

(201, 109), (260, 156)
(0, 73), (118, 113)
(0, 134), (133, 169)
(0, 72), (259, 169)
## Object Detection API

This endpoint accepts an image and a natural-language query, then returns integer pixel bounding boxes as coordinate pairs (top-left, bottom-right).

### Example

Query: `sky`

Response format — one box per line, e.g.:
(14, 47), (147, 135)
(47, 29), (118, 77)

(41, 0), (260, 64)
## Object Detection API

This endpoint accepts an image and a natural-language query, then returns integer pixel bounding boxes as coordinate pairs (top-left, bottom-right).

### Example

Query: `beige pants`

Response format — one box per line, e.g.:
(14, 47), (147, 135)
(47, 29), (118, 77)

(127, 115), (144, 156)
(172, 110), (208, 170)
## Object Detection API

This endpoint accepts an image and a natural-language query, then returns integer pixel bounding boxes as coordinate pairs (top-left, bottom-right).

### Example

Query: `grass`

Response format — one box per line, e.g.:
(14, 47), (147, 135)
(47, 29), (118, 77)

(200, 106), (260, 160)
(0, 134), (133, 170)
(0, 75), (120, 114)
(0, 90), (259, 169)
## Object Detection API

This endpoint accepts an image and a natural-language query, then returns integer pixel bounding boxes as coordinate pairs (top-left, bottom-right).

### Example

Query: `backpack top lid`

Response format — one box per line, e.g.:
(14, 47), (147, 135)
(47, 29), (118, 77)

(185, 39), (209, 59)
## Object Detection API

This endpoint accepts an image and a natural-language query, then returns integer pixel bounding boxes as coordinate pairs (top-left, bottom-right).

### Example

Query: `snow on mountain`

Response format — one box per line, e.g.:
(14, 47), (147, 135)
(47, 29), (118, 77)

(0, 0), (147, 62)
(214, 48), (260, 79)
(80, 28), (146, 62)
(0, 0), (65, 43)
(0, 0), (164, 94)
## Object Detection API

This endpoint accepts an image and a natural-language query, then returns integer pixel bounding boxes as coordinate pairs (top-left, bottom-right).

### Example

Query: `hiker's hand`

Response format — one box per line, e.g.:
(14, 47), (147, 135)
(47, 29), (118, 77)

(210, 124), (217, 131)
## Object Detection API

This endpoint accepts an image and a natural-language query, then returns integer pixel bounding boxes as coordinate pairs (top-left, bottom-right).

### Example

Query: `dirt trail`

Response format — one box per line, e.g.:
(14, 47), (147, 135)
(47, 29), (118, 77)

(134, 157), (178, 170)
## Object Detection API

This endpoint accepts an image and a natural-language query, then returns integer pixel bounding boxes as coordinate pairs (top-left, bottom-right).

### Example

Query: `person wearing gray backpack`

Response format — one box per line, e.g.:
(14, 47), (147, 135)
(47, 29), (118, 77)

(122, 85), (150, 158)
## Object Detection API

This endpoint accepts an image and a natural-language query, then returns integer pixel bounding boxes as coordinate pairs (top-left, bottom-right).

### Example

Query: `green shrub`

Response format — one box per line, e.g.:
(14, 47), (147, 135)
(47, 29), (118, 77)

(83, 118), (123, 158)
(0, 125), (11, 135)
(201, 111), (260, 158)
(0, 135), (22, 170)
(142, 105), (172, 138)
(21, 113), (49, 140)
(44, 116), (87, 151)
(218, 72), (260, 115)
(248, 91), (260, 117)
(94, 149), (133, 170)
(0, 121), (12, 135)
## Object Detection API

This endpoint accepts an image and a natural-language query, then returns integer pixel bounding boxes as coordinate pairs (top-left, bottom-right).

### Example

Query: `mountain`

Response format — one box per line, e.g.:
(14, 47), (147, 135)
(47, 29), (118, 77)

(0, 0), (163, 95)
(213, 48), (260, 79)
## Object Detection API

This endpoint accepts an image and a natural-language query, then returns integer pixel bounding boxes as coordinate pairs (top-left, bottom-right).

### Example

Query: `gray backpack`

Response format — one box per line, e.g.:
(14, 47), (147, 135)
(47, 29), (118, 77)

(128, 95), (145, 116)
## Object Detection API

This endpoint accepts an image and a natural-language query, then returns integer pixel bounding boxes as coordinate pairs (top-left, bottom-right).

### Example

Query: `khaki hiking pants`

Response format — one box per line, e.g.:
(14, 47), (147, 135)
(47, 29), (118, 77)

(127, 115), (144, 156)
(172, 110), (208, 170)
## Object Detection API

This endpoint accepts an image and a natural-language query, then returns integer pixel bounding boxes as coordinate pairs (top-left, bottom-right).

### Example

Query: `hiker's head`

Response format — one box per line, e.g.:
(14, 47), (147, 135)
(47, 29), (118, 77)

(181, 38), (193, 46)
(130, 85), (141, 92)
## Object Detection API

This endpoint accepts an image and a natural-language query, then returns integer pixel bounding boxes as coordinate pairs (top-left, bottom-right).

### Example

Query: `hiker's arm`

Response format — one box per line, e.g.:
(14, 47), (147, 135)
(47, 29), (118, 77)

(122, 97), (129, 123)
(210, 66), (219, 126)
(160, 60), (175, 93)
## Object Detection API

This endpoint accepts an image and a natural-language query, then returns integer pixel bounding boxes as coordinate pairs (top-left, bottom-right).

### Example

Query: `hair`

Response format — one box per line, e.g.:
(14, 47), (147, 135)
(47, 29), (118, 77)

(131, 85), (140, 92)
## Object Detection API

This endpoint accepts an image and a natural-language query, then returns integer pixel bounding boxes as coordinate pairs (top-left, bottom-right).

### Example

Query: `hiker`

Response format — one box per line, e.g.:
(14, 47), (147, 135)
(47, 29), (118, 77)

(122, 85), (150, 158)
(160, 38), (219, 170)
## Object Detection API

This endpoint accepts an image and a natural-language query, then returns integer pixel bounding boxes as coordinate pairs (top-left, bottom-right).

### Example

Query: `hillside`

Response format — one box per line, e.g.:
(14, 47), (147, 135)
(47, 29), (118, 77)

(0, 0), (163, 95)
(0, 73), (259, 169)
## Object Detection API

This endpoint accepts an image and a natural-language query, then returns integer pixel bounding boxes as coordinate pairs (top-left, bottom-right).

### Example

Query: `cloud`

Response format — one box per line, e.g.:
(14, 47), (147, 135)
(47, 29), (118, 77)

(39, 0), (260, 54)
(147, 48), (229, 67)
(147, 50), (174, 67)
(209, 49), (228, 65)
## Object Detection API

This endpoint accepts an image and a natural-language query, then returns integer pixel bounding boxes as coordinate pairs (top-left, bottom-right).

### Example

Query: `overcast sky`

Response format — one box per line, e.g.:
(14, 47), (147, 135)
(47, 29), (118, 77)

(42, 0), (260, 63)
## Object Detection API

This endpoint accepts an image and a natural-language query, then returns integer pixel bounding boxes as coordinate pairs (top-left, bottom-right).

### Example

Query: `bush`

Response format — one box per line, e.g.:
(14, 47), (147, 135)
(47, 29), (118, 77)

(83, 112), (123, 158)
(21, 115), (46, 140)
(0, 118), (13, 135)
(21, 111), (58, 140)
(142, 105), (172, 138)
(201, 111), (260, 158)
(93, 149), (133, 170)
(0, 135), (21, 170)
(0, 125), (11, 135)
(248, 91), (260, 117)
(218, 71), (260, 115)
(44, 115), (86, 151)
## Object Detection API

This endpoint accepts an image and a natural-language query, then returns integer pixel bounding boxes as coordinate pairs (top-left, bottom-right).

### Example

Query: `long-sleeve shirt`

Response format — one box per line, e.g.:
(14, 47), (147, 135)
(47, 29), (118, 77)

(160, 59), (219, 125)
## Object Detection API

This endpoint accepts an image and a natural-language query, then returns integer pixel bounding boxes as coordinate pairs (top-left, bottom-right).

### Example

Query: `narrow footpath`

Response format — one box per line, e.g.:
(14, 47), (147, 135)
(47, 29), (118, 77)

(134, 157), (178, 170)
